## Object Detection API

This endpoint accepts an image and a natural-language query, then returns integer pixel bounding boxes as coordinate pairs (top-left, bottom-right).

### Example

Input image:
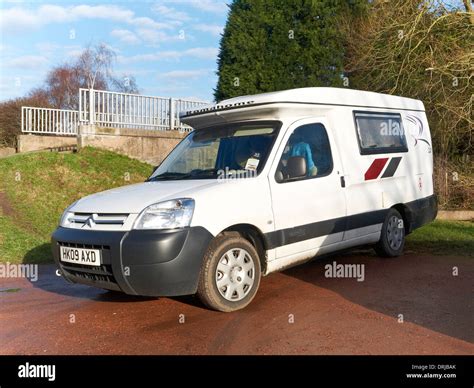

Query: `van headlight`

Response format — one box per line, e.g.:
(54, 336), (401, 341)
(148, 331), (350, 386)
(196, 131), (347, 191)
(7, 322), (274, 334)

(133, 198), (195, 230)
(60, 211), (74, 227)
(59, 200), (79, 227)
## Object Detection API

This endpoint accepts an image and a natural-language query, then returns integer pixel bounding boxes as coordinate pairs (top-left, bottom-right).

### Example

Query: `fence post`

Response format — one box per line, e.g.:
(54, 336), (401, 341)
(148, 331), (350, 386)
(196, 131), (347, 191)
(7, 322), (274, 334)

(89, 88), (95, 125)
(79, 89), (82, 122)
(169, 98), (175, 130)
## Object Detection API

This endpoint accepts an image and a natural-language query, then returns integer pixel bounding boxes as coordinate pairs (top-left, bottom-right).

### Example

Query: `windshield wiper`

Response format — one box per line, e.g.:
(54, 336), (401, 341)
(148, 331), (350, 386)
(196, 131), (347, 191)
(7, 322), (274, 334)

(148, 169), (218, 181)
(188, 168), (218, 178)
(147, 172), (191, 181)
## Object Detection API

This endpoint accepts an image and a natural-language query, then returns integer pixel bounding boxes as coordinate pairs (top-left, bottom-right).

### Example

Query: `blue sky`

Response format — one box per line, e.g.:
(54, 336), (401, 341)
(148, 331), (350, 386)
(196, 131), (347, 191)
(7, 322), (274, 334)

(0, 1), (465, 103)
(0, 1), (230, 103)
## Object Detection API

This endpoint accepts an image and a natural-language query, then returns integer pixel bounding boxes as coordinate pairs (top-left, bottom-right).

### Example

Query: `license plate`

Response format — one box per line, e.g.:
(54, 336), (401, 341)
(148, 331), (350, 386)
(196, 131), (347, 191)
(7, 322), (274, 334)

(60, 246), (101, 267)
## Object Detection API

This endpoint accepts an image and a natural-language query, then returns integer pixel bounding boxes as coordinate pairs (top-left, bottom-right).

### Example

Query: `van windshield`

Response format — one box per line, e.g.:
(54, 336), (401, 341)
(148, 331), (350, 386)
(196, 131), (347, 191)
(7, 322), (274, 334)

(149, 122), (280, 181)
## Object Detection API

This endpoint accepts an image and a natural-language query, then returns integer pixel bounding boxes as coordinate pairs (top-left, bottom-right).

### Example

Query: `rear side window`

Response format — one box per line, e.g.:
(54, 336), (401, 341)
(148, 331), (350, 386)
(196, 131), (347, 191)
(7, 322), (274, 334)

(354, 111), (408, 155)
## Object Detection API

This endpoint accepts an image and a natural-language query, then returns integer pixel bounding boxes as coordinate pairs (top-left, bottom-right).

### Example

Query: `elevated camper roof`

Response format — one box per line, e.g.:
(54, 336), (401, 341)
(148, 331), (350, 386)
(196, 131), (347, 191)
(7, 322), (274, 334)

(180, 87), (425, 129)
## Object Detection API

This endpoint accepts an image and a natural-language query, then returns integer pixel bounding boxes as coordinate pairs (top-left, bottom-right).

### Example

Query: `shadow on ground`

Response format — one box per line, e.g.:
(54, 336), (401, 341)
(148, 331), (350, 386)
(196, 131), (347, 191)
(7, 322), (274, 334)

(23, 243), (53, 264)
(283, 248), (473, 344)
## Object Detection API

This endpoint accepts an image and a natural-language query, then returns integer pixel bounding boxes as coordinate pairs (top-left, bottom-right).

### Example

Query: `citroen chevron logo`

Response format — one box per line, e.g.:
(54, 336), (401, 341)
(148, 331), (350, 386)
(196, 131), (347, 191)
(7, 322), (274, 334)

(83, 214), (96, 228)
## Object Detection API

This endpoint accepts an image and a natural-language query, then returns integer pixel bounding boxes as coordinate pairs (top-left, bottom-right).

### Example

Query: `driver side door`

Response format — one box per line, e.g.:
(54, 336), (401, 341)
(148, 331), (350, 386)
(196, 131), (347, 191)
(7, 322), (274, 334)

(268, 118), (347, 260)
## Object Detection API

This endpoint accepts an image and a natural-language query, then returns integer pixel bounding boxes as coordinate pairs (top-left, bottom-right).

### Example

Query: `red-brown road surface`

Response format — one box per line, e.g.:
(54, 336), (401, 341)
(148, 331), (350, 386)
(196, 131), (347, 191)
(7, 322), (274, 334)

(1, 251), (473, 355)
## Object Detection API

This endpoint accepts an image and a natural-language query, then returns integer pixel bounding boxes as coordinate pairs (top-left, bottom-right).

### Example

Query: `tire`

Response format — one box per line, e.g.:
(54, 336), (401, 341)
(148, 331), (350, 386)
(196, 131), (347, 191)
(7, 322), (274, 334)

(375, 208), (406, 257)
(197, 233), (261, 312)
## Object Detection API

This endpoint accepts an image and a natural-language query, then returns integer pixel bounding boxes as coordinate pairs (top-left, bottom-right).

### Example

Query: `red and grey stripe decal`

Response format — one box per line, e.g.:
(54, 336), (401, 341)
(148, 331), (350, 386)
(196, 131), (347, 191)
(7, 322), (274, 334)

(364, 157), (402, 181)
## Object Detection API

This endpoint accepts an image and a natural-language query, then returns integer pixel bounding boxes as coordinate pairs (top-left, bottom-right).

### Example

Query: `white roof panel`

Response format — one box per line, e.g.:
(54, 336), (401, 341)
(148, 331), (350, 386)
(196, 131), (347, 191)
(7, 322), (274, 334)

(180, 87), (425, 128)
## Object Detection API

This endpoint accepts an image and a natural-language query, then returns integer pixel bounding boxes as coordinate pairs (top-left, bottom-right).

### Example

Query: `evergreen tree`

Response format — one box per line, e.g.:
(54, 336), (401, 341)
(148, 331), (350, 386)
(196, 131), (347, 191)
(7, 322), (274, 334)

(214, 0), (367, 101)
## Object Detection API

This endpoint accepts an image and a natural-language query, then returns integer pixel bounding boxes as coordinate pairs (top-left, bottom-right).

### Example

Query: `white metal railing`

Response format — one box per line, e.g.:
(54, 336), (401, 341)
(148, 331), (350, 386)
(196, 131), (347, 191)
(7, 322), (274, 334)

(79, 88), (209, 132)
(21, 106), (79, 136)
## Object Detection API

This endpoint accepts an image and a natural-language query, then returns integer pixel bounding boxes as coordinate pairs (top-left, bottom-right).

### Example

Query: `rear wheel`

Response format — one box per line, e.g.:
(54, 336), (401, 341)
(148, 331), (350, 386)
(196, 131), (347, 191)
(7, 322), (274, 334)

(375, 208), (405, 257)
(197, 233), (261, 312)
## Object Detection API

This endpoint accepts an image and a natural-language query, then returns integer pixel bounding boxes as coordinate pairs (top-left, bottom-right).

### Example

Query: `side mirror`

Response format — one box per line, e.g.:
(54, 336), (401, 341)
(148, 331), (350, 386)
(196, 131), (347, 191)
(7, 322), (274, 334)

(275, 170), (284, 183)
(287, 156), (307, 179)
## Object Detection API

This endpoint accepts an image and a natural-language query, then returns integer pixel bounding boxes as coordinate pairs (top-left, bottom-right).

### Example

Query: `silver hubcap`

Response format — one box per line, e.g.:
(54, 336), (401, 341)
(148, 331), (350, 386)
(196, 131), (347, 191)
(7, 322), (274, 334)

(387, 215), (404, 250)
(215, 248), (255, 302)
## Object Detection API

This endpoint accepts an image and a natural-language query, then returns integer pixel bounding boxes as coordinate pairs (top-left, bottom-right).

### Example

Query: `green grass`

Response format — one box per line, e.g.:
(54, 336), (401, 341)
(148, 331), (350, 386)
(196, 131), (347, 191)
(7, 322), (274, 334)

(0, 147), (153, 264)
(406, 220), (474, 256)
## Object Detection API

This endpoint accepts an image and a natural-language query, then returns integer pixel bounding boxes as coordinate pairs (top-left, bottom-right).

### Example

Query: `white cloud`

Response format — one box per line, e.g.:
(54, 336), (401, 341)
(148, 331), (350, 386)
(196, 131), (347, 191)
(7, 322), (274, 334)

(152, 5), (191, 23)
(136, 28), (181, 44)
(35, 42), (60, 54)
(6, 55), (49, 69)
(66, 49), (85, 58)
(34, 42), (84, 59)
(160, 69), (210, 80)
(180, 95), (212, 102)
(69, 5), (134, 21)
(129, 16), (172, 30)
(0, 5), (172, 34)
(168, 0), (228, 14)
(0, 8), (40, 31)
(118, 47), (218, 64)
(183, 47), (219, 59)
(111, 29), (141, 44)
(194, 24), (223, 37)
(196, 0), (229, 14)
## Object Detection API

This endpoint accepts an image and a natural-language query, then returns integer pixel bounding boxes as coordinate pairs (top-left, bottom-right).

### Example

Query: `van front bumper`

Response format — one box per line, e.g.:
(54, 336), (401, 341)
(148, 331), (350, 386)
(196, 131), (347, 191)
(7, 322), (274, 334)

(51, 226), (213, 296)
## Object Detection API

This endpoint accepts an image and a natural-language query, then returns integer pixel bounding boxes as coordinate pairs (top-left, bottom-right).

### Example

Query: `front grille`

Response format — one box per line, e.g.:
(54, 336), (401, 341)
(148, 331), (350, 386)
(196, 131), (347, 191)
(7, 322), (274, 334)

(66, 213), (129, 230)
(58, 241), (110, 250)
(62, 264), (117, 285)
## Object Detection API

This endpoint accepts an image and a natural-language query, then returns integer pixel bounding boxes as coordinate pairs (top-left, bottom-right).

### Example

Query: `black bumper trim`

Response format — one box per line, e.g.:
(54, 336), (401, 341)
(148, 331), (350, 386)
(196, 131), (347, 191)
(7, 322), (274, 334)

(52, 226), (213, 297)
(404, 194), (438, 233)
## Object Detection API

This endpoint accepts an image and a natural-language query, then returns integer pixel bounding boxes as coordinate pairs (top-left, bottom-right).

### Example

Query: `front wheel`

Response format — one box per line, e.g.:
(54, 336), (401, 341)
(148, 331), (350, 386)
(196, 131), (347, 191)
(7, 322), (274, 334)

(197, 233), (261, 312)
(375, 208), (405, 257)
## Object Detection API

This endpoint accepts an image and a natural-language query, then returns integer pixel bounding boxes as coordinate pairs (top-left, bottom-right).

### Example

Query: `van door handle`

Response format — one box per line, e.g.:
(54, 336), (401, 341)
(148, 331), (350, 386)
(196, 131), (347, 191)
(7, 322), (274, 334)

(340, 176), (346, 188)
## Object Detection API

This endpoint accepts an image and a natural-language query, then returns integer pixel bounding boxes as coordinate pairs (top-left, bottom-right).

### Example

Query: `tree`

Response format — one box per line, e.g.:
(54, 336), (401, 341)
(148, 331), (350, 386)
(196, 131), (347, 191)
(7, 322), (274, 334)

(75, 43), (138, 93)
(343, 0), (473, 209)
(109, 74), (139, 94)
(214, 0), (367, 101)
(77, 43), (115, 90)
(0, 90), (51, 147)
(343, 0), (472, 159)
(33, 43), (140, 110)
(0, 43), (141, 146)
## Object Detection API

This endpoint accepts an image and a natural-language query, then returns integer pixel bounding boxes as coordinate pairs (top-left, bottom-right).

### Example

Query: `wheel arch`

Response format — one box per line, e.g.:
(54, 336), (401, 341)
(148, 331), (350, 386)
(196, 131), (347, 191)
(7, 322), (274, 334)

(218, 224), (268, 273)
(391, 203), (412, 234)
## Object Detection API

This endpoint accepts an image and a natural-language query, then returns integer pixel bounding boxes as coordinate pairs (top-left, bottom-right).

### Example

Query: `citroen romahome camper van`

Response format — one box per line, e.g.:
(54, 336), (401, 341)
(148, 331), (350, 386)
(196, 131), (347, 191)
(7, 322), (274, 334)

(52, 88), (437, 312)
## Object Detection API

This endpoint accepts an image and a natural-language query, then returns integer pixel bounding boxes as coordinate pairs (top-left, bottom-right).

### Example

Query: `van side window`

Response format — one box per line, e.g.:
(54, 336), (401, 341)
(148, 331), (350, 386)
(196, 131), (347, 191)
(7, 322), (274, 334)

(354, 111), (408, 155)
(275, 123), (333, 183)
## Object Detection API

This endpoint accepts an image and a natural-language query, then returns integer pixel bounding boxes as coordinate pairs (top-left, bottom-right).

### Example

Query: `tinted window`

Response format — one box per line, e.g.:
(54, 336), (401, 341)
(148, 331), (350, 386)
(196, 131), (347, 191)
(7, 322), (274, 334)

(276, 123), (333, 183)
(354, 112), (408, 154)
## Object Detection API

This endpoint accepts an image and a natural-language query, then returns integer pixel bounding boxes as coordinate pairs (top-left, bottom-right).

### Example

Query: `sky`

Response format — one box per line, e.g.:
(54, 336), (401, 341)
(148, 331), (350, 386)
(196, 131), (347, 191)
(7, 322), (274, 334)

(0, 0), (230, 103)
(0, 1), (465, 104)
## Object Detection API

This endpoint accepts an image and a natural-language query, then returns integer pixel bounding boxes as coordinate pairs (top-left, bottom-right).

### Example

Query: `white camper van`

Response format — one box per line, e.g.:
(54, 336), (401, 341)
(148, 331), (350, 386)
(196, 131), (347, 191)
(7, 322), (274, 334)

(52, 87), (437, 312)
